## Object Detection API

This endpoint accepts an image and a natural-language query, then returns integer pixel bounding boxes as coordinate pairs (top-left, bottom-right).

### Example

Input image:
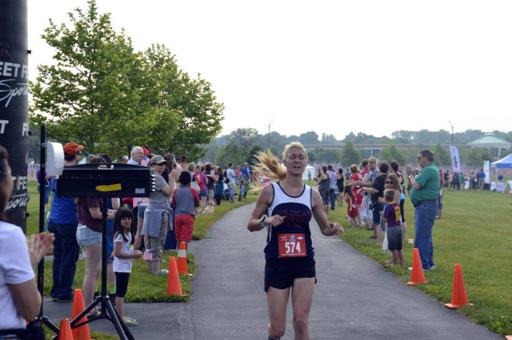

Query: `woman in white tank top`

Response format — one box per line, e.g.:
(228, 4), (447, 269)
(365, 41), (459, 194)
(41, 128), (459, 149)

(247, 142), (344, 340)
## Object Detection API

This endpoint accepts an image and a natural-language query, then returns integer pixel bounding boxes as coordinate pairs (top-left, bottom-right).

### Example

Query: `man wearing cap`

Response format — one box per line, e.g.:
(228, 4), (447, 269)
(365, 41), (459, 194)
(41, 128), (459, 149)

(408, 149), (440, 271)
(47, 142), (83, 302)
(141, 155), (172, 274)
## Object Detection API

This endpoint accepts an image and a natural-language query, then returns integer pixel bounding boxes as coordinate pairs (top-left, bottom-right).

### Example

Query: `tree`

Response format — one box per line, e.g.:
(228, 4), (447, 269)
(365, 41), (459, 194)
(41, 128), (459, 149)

(340, 142), (360, 166)
(432, 144), (450, 166)
(229, 128), (258, 149)
(299, 131), (319, 145)
(381, 144), (405, 165)
(321, 133), (337, 144)
(30, 0), (223, 159)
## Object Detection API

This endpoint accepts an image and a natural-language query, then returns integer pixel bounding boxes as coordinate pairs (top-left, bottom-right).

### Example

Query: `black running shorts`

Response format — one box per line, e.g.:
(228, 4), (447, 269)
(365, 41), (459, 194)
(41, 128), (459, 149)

(264, 257), (316, 292)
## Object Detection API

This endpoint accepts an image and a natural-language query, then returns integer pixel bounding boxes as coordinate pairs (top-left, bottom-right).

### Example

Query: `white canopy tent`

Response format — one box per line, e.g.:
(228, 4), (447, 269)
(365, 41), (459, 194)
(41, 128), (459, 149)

(303, 165), (316, 180)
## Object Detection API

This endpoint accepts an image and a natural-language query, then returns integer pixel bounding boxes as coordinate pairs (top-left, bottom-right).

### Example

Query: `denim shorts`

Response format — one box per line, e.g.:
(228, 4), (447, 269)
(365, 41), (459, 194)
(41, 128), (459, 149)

(137, 204), (147, 219)
(200, 189), (208, 198)
(76, 224), (101, 248)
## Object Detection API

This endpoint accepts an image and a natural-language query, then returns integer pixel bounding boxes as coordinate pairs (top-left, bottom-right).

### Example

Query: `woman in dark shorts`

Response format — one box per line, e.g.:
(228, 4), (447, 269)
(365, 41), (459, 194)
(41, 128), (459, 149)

(247, 142), (343, 340)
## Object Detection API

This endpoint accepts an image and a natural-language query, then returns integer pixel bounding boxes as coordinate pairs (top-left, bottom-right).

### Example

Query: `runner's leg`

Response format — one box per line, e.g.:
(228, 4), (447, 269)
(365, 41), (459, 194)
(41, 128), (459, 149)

(267, 287), (290, 338)
(291, 277), (315, 340)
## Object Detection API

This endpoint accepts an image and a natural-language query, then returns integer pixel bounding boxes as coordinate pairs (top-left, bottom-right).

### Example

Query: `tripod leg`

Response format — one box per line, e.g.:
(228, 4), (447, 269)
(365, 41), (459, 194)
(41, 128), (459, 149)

(71, 297), (101, 327)
(39, 316), (60, 334)
(105, 299), (134, 340)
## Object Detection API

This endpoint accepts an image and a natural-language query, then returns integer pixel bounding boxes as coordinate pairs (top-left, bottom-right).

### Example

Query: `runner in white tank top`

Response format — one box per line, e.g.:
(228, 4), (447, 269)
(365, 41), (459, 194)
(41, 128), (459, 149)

(248, 142), (344, 340)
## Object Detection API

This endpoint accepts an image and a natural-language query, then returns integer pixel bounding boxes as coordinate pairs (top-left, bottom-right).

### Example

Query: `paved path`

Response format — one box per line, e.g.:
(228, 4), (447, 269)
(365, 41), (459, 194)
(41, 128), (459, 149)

(45, 203), (500, 339)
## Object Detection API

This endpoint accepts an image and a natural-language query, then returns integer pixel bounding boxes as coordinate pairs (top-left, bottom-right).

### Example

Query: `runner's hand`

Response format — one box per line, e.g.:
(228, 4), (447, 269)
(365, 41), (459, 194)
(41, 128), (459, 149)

(267, 214), (285, 227)
(329, 222), (344, 236)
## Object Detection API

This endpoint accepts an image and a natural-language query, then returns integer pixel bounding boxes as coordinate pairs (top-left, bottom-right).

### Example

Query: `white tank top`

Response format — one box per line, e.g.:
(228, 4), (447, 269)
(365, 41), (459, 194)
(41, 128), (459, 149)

(265, 182), (314, 258)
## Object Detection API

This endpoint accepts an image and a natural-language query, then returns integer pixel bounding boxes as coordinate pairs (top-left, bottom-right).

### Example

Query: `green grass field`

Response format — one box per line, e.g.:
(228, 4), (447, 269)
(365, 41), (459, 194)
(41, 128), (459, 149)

(328, 189), (512, 336)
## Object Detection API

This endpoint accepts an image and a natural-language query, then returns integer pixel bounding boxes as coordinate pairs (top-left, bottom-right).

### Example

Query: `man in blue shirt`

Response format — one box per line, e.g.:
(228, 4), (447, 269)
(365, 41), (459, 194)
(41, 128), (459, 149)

(47, 142), (83, 302)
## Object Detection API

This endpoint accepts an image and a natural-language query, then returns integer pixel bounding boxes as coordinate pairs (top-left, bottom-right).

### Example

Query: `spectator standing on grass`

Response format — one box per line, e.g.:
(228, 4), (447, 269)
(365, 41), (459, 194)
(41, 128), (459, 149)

(112, 208), (142, 326)
(172, 171), (200, 247)
(226, 163), (236, 202)
(196, 165), (208, 214)
(316, 165), (330, 214)
(362, 162), (388, 244)
(360, 157), (379, 229)
(382, 189), (404, 267)
(76, 156), (116, 307)
(327, 165), (337, 210)
(407, 150), (440, 271)
(478, 169), (485, 191)
(48, 142), (83, 303)
(336, 167), (344, 206)
(127, 146), (144, 166)
(214, 167), (225, 206)
(206, 163), (216, 211)
(141, 155), (172, 275)
(389, 161), (407, 244)
(343, 185), (359, 227)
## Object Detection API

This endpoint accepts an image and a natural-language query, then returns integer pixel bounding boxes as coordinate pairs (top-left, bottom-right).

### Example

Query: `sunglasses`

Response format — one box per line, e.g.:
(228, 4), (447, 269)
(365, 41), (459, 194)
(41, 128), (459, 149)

(385, 181), (394, 184)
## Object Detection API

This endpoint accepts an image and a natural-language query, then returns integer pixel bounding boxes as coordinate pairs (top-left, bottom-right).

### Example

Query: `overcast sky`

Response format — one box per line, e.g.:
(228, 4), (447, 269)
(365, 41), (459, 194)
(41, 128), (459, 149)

(27, 0), (512, 139)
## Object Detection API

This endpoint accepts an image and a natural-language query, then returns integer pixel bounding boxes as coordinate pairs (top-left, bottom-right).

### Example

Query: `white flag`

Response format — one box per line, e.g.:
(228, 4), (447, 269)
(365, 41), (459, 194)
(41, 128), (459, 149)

(449, 145), (461, 173)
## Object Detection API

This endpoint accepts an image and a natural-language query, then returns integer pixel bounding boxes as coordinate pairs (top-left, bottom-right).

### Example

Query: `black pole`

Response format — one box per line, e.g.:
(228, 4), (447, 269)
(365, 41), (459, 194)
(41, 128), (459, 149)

(37, 125), (46, 309)
(0, 0), (30, 232)
(35, 125), (60, 334)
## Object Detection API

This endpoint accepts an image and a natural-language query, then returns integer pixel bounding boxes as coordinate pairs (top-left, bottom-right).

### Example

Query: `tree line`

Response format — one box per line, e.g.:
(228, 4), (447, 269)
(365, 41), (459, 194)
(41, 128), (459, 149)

(29, 0), (223, 161)
(204, 128), (511, 168)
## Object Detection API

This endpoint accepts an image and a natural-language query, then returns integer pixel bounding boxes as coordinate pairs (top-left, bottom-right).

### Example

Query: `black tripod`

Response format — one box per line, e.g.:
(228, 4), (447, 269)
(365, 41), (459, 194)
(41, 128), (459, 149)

(35, 125), (60, 335)
(56, 161), (154, 340)
(69, 197), (134, 340)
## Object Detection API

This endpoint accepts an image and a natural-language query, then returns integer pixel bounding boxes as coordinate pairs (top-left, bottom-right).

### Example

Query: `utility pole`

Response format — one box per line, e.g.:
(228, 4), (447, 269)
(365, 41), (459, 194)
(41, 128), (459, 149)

(0, 0), (29, 231)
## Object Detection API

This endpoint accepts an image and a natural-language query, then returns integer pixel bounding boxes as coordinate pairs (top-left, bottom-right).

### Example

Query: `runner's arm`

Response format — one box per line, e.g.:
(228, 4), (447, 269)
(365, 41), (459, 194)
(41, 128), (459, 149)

(247, 185), (274, 232)
(311, 190), (343, 236)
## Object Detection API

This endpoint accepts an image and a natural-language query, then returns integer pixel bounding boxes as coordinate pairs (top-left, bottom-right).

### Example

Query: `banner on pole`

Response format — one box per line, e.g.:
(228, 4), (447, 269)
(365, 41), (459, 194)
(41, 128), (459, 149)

(449, 145), (461, 173)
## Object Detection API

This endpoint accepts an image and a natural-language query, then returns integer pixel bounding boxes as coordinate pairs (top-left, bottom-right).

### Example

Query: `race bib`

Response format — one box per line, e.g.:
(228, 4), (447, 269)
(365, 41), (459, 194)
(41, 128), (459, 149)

(278, 233), (306, 258)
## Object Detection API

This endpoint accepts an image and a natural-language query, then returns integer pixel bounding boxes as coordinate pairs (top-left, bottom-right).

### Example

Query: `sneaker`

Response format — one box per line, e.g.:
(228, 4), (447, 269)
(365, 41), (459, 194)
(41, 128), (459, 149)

(159, 269), (169, 275)
(429, 265), (437, 270)
(123, 317), (139, 326)
(87, 307), (101, 319)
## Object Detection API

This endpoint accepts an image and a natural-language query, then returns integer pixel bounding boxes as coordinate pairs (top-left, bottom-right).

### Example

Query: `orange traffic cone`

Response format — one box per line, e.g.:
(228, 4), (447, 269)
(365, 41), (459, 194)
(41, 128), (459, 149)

(167, 256), (183, 296)
(70, 289), (91, 340)
(58, 319), (74, 340)
(444, 263), (469, 309)
(407, 248), (427, 286)
(177, 241), (188, 276)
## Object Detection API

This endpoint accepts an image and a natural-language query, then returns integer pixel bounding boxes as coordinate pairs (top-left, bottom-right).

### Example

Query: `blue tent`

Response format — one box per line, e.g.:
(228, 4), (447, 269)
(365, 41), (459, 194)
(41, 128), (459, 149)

(491, 153), (512, 169)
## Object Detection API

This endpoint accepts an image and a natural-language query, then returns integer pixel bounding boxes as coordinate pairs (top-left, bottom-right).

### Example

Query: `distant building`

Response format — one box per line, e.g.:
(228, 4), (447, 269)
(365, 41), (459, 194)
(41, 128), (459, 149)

(468, 133), (511, 158)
